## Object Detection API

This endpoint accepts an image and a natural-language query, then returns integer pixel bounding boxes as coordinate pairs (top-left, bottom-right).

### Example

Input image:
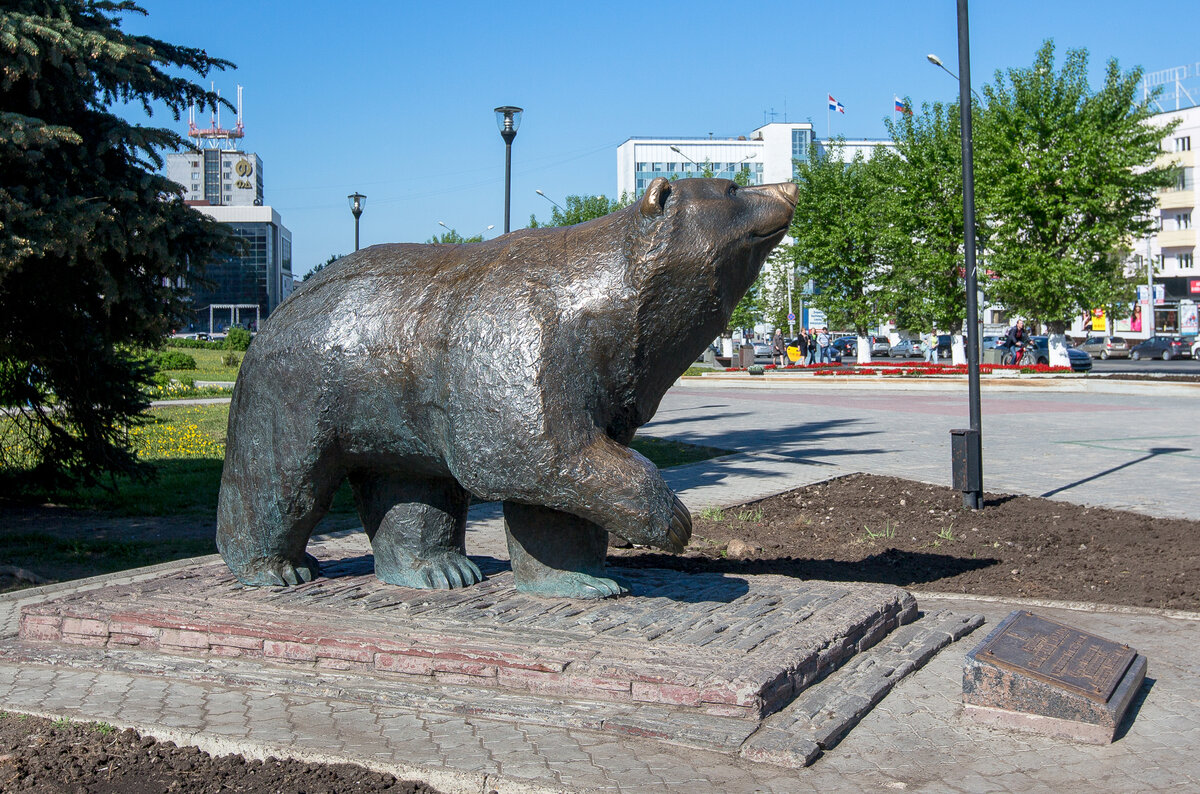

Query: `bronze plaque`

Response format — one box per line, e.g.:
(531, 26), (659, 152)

(977, 612), (1136, 703)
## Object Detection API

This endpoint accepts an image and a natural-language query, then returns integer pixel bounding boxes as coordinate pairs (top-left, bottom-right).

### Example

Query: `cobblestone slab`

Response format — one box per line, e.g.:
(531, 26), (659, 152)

(19, 549), (917, 723)
(741, 609), (985, 767)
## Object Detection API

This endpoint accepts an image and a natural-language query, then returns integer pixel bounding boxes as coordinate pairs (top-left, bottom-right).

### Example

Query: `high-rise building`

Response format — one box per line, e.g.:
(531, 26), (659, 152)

(166, 86), (293, 332)
(616, 121), (891, 198)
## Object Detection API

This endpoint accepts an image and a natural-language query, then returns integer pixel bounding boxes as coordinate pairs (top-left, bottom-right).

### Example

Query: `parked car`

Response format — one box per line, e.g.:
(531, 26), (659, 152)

(889, 339), (922, 358)
(1027, 336), (1093, 372)
(1078, 336), (1130, 360)
(936, 334), (953, 358)
(752, 341), (774, 363)
(870, 336), (891, 357)
(982, 335), (1001, 350)
(1129, 336), (1192, 361)
(831, 336), (857, 357)
(1192, 338), (1200, 360)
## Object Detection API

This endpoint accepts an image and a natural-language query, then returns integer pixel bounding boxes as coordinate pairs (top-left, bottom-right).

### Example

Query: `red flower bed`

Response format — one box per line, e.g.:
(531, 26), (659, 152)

(724, 362), (1074, 376)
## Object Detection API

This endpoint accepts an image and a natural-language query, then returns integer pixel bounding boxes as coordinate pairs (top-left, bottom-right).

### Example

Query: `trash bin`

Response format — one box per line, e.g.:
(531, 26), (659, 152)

(738, 344), (756, 368)
(982, 348), (1005, 365)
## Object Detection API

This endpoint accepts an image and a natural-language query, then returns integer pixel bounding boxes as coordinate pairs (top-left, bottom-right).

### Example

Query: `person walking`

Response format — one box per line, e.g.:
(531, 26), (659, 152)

(797, 330), (810, 366)
(772, 328), (786, 367)
(817, 328), (831, 364)
(922, 330), (939, 365)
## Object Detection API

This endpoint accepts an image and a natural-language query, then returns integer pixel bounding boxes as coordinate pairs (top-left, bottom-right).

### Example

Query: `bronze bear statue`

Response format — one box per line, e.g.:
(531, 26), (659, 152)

(216, 177), (798, 598)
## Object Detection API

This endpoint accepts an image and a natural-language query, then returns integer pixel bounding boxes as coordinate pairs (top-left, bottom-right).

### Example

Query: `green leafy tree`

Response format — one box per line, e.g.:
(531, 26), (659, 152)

(975, 41), (1176, 333)
(425, 228), (482, 244)
(782, 143), (893, 339)
(0, 1), (234, 486)
(528, 193), (631, 228)
(303, 253), (341, 281)
(880, 101), (982, 334)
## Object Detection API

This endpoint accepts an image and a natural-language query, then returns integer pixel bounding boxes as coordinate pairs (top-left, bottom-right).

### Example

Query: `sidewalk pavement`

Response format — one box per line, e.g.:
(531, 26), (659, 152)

(3, 453), (1198, 791)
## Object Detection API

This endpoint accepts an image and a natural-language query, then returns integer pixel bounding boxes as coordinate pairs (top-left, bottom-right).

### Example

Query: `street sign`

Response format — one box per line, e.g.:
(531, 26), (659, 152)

(787, 312), (795, 322)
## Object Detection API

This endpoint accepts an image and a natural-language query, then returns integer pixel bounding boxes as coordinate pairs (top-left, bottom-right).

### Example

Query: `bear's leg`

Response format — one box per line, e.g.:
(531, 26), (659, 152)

(351, 474), (483, 589)
(503, 502), (629, 599)
(216, 458), (336, 587)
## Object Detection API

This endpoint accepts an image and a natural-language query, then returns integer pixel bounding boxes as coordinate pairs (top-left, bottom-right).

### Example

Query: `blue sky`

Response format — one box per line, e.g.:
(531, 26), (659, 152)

(122, 1), (1200, 277)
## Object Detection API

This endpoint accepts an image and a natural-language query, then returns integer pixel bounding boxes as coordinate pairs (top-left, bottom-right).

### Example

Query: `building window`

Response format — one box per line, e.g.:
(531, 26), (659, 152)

(1181, 252), (1195, 269)
(1178, 212), (1192, 230)
(191, 184), (198, 191)
(1176, 136), (1192, 152)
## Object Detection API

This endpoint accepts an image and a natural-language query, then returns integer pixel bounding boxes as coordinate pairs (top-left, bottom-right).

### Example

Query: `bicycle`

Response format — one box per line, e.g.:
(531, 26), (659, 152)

(1003, 341), (1036, 366)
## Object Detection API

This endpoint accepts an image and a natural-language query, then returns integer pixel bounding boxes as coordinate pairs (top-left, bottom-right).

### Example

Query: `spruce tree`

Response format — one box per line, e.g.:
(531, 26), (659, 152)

(0, 1), (234, 486)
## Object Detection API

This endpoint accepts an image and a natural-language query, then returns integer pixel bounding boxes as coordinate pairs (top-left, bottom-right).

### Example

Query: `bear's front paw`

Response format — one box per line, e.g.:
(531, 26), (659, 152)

(375, 550), (484, 590)
(514, 571), (631, 600)
(661, 494), (692, 553)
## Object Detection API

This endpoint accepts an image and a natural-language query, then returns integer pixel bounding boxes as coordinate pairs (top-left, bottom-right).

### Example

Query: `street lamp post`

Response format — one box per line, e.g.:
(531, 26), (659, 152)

(955, 0), (983, 510)
(535, 189), (566, 213)
(930, 3), (984, 510)
(348, 192), (366, 252)
(494, 106), (523, 234)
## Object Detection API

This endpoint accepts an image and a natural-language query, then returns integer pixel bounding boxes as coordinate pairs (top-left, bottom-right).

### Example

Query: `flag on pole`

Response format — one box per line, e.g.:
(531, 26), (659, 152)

(837, 101), (845, 114)
(828, 94), (838, 111)
(894, 96), (912, 115)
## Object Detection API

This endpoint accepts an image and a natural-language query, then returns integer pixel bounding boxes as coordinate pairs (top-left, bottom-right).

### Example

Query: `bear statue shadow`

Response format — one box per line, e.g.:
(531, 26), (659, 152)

(216, 177), (798, 599)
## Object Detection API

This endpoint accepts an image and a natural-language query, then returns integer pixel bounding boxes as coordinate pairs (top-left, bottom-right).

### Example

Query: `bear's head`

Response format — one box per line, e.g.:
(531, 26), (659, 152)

(627, 176), (798, 352)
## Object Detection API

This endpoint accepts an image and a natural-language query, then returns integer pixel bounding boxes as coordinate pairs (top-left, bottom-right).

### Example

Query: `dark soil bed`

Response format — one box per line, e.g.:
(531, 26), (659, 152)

(0, 712), (439, 793)
(612, 473), (1200, 611)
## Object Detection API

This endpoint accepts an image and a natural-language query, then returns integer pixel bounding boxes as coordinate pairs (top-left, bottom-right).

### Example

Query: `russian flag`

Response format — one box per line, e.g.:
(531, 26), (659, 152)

(895, 96), (912, 115)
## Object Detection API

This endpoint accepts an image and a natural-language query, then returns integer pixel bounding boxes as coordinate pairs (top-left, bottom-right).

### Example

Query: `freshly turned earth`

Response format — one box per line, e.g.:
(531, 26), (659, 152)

(0, 713), (439, 793)
(612, 473), (1200, 612)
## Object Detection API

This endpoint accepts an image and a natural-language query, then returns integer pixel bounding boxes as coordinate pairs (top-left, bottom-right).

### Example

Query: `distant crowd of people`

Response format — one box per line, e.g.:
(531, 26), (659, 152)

(771, 327), (834, 367)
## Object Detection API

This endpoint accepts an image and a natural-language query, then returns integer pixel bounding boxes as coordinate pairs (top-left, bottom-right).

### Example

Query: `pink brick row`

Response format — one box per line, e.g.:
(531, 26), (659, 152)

(18, 609), (757, 715)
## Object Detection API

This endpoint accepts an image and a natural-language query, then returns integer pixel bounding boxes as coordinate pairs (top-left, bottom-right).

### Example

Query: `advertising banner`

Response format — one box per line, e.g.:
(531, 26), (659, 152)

(1181, 302), (1199, 336)
(1082, 309), (1106, 333)
(1137, 285), (1166, 305)
(805, 308), (827, 329)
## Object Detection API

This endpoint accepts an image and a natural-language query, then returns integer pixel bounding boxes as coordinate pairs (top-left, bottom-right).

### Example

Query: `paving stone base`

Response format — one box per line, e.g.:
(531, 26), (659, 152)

(13, 555), (981, 765)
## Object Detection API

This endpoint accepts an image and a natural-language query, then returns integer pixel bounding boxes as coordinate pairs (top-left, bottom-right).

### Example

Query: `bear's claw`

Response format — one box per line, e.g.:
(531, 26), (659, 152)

(663, 494), (692, 553)
(375, 550), (484, 590)
(516, 571), (631, 600)
(233, 553), (321, 587)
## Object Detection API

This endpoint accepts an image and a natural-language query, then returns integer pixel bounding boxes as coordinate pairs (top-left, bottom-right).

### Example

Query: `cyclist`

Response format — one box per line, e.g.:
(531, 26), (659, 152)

(1002, 319), (1032, 365)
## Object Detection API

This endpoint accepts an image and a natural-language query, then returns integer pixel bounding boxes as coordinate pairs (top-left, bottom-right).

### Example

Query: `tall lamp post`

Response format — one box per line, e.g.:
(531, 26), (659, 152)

(930, 1), (984, 510)
(348, 192), (366, 252)
(494, 106), (523, 233)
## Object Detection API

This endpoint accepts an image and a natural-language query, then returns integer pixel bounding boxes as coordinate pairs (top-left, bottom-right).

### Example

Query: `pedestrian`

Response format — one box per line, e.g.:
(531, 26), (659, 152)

(817, 327), (831, 364)
(797, 330), (810, 366)
(922, 330), (940, 365)
(772, 328), (786, 368)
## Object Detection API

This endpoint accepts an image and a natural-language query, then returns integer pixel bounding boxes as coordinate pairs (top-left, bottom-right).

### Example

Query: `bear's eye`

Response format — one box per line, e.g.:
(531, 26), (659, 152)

(726, 183), (738, 198)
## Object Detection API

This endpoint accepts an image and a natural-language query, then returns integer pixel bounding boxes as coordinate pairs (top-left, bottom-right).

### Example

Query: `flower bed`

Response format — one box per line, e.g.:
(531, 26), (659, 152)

(715, 362), (1074, 376)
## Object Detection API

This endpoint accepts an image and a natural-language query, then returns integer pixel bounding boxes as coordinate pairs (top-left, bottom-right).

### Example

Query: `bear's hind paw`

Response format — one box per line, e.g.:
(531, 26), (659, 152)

(232, 553), (321, 587)
(375, 551), (484, 590)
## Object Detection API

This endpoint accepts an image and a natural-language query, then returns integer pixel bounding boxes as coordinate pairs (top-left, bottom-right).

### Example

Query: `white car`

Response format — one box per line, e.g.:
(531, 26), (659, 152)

(1192, 339), (1200, 360)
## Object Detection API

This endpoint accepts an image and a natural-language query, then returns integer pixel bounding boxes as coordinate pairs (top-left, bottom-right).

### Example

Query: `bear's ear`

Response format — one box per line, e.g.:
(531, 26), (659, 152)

(639, 177), (671, 218)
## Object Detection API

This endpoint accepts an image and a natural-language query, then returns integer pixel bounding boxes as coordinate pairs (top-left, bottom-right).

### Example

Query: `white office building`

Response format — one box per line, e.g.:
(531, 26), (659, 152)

(616, 122), (892, 198)
(166, 92), (293, 333)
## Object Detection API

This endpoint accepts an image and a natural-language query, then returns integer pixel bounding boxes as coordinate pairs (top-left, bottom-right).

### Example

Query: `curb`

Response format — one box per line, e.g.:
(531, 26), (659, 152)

(911, 590), (1200, 622)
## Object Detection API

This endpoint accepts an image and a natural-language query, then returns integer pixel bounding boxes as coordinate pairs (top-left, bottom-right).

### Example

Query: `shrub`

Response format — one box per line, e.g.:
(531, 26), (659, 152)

(225, 326), (252, 351)
(166, 338), (223, 350)
(153, 351), (196, 371)
(222, 351), (241, 368)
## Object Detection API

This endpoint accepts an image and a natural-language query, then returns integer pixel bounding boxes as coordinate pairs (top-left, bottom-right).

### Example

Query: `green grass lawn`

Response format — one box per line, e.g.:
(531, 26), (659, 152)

(11, 403), (730, 517)
(1, 403), (729, 589)
(162, 345), (242, 383)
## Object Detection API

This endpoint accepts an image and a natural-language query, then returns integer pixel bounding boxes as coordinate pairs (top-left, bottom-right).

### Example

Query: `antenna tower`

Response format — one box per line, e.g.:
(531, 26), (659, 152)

(188, 84), (245, 149)
(1143, 63), (1200, 112)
